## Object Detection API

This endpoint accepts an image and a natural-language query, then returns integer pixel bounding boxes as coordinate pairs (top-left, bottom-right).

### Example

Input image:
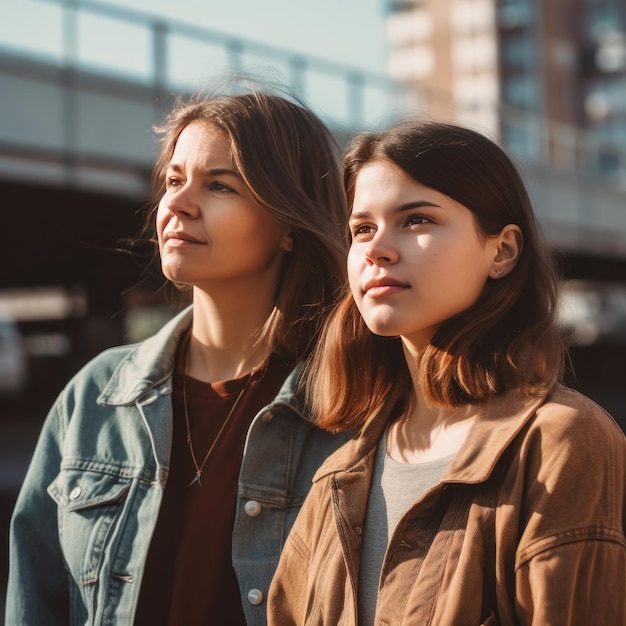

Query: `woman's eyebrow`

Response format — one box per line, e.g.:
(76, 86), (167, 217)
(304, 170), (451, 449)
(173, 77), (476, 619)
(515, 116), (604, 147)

(350, 200), (442, 219)
(396, 200), (442, 211)
(204, 167), (243, 179)
(165, 163), (242, 180)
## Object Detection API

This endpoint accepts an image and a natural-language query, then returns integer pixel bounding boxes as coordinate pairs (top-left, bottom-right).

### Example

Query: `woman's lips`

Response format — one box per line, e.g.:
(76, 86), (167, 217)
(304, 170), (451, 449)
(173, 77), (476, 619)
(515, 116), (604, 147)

(363, 276), (409, 296)
(163, 231), (204, 246)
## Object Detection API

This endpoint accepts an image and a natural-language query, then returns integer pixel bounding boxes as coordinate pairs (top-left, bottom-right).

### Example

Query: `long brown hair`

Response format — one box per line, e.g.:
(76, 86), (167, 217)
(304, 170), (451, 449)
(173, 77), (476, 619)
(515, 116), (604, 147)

(307, 119), (565, 432)
(136, 85), (347, 363)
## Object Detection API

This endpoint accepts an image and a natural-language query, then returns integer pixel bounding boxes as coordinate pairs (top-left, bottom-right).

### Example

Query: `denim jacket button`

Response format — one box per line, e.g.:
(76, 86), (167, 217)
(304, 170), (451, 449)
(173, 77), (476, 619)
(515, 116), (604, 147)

(69, 486), (82, 501)
(247, 588), (264, 605)
(244, 500), (262, 517)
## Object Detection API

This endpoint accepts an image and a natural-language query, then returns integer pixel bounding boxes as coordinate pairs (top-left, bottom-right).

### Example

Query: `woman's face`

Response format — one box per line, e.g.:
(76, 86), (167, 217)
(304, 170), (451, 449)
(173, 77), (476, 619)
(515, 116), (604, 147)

(347, 160), (499, 351)
(156, 121), (291, 293)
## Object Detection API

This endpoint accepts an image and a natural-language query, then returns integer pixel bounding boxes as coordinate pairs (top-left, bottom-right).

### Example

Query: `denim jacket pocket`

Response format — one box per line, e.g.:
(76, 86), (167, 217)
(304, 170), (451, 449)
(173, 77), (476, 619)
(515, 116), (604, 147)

(48, 468), (132, 586)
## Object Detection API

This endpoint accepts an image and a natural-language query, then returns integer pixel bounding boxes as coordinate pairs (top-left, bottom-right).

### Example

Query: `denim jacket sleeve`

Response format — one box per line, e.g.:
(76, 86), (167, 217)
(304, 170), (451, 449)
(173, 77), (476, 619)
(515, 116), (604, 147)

(5, 309), (191, 626)
(6, 396), (71, 625)
(5, 341), (173, 626)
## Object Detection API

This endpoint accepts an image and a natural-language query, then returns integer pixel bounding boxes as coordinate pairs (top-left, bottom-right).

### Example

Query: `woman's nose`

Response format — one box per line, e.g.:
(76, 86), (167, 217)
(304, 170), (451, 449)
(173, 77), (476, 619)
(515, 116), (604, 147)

(364, 231), (398, 266)
(164, 186), (200, 218)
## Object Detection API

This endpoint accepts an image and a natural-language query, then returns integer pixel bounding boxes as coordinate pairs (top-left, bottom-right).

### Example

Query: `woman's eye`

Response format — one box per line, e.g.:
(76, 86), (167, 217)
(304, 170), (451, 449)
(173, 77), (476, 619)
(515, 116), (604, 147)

(209, 181), (233, 192)
(406, 215), (431, 226)
(351, 224), (374, 237)
(166, 177), (181, 189)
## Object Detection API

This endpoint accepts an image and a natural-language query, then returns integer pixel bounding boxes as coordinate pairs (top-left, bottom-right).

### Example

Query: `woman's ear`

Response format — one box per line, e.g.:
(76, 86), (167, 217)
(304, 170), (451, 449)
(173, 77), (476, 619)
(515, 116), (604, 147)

(490, 224), (522, 279)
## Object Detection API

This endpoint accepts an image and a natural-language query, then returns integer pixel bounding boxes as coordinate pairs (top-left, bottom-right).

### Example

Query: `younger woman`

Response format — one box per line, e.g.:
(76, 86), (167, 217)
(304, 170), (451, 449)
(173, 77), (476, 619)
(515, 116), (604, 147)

(6, 88), (352, 625)
(268, 119), (626, 625)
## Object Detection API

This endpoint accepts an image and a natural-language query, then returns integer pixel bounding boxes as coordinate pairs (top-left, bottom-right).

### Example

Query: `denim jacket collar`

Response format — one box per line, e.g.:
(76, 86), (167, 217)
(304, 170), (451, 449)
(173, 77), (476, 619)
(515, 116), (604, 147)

(268, 362), (310, 420)
(98, 306), (192, 407)
(96, 305), (312, 418)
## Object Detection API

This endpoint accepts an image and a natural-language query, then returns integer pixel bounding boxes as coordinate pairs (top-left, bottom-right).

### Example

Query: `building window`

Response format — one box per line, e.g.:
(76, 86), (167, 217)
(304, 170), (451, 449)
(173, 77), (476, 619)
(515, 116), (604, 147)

(497, 0), (535, 30)
(501, 33), (536, 67)
(502, 73), (539, 109)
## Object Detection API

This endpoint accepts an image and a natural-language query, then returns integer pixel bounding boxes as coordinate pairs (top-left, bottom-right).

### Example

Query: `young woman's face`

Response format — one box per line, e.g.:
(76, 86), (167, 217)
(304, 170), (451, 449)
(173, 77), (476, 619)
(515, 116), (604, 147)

(156, 121), (291, 292)
(348, 160), (498, 350)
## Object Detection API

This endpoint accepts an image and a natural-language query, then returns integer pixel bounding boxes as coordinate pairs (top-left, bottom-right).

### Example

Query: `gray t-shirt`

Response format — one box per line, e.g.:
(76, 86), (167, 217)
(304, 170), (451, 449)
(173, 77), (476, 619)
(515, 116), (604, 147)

(358, 431), (454, 625)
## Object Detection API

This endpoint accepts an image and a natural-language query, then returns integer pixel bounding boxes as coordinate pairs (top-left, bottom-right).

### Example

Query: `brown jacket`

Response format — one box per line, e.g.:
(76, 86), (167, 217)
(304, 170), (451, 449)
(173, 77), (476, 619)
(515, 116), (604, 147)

(268, 384), (626, 625)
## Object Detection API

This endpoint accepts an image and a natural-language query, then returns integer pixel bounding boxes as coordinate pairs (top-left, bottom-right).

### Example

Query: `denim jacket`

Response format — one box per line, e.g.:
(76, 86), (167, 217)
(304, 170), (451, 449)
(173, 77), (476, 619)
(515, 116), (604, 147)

(5, 306), (351, 626)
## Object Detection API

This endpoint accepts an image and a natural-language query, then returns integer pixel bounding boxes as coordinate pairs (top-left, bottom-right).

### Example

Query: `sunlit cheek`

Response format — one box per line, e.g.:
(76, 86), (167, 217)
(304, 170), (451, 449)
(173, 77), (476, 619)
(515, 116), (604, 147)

(156, 200), (172, 242)
(453, 260), (491, 310)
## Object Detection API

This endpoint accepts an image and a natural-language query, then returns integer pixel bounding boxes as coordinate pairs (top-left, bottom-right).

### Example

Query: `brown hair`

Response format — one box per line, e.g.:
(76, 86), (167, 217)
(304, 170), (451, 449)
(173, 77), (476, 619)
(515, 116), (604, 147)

(137, 86), (347, 363)
(307, 119), (565, 432)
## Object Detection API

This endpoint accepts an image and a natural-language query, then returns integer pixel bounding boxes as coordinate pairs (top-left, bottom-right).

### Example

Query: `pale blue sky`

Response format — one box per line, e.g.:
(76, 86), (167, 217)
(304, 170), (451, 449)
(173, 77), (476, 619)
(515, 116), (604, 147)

(113, 0), (390, 71)
(2, 0), (389, 74)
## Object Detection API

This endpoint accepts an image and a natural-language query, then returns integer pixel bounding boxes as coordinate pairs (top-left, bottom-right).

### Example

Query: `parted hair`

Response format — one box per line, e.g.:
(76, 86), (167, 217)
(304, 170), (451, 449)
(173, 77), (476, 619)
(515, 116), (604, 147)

(306, 118), (565, 432)
(140, 86), (347, 363)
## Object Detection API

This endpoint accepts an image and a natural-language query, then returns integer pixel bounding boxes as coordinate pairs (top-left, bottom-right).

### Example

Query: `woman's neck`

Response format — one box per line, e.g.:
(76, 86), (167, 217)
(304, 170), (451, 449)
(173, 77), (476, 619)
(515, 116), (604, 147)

(389, 339), (476, 463)
(386, 402), (476, 464)
(186, 287), (275, 382)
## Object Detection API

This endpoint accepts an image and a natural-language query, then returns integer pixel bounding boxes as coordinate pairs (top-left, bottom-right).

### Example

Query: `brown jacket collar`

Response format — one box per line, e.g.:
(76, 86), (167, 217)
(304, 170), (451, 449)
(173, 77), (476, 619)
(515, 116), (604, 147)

(313, 384), (551, 484)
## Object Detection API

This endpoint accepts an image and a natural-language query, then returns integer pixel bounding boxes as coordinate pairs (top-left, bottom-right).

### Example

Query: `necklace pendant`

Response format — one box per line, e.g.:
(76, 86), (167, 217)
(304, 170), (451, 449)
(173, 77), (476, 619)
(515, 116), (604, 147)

(188, 472), (202, 487)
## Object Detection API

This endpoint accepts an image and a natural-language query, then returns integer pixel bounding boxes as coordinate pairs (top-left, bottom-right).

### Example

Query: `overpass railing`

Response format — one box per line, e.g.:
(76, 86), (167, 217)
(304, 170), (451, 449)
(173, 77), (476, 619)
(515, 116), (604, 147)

(1, 0), (626, 192)
(15, 0), (416, 130)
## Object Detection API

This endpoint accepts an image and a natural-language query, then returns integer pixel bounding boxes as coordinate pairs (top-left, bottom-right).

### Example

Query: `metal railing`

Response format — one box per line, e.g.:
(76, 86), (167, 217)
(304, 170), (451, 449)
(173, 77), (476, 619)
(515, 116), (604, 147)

(27, 0), (416, 131)
(2, 0), (626, 190)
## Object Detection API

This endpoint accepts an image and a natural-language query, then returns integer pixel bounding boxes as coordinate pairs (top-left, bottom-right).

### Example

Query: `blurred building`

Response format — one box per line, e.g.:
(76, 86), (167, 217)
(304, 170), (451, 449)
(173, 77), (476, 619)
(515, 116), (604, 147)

(386, 0), (500, 132)
(385, 0), (626, 181)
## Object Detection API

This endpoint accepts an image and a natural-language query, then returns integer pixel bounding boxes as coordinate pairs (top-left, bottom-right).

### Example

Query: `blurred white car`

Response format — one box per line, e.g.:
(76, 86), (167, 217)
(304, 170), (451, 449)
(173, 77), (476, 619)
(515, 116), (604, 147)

(0, 313), (27, 396)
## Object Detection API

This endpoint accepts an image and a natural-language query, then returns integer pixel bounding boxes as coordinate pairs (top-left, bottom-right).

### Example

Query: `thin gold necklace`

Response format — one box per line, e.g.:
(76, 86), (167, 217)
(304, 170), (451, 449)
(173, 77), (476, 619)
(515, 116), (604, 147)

(183, 345), (256, 488)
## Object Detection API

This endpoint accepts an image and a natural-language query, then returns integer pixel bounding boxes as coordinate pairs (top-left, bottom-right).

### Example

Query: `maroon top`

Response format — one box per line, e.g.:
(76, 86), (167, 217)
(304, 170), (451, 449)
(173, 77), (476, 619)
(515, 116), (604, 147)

(135, 346), (292, 625)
